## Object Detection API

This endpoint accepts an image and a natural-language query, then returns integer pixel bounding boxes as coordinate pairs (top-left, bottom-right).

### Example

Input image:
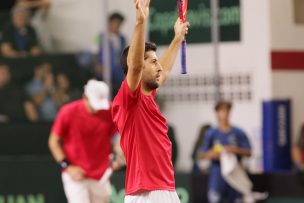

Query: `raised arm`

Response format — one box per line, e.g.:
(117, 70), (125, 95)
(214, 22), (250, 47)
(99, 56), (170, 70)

(159, 19), (189, 85)
(127, 0), (150, 92)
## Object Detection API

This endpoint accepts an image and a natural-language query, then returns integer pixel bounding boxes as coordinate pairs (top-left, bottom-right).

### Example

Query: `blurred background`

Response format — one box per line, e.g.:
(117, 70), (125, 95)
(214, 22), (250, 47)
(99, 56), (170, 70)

(0, 0), (304, 202)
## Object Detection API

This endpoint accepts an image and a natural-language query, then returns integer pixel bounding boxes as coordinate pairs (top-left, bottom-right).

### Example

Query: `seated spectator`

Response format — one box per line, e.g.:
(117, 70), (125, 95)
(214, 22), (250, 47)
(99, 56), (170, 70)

(25, 64), (58, 121)
(292, 124), (304, 171)
(16, 0), (51, 16)
(16, 0), (53, 52)
(25, 62), (51, 95)
(54, 73), (81, 107)
(0, 63), (37, 122)
(1, 6), (41, 57)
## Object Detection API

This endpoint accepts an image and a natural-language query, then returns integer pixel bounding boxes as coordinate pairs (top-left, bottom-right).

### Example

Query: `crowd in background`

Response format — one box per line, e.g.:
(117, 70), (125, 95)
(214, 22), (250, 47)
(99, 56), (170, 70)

(0, 0), (127, 121)
(0, 0), (50, 57)
(0, 62), (81, 122)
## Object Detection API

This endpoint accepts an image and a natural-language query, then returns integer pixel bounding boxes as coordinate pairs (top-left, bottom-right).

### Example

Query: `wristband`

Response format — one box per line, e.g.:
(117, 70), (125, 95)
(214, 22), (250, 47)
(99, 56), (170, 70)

(59, 158), (70, 169)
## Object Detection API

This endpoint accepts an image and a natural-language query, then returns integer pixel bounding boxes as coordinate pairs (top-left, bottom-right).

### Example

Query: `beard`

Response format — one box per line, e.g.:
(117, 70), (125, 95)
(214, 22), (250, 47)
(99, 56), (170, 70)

(145, 79), (159, 91)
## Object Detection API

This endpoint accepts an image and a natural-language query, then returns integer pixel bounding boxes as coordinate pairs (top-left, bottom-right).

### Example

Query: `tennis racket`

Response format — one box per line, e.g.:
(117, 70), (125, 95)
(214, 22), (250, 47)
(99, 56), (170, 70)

(177, 0), (188, 74)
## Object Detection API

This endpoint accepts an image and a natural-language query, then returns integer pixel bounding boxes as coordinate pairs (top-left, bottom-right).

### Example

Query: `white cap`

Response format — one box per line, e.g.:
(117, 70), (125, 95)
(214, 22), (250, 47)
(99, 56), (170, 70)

(84, 79), (110, 110)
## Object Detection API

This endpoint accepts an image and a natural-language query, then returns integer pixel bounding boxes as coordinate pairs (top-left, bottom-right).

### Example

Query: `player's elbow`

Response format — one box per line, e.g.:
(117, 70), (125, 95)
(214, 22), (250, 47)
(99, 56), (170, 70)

(48, 134), (55, 151)
(48, 133), (61, 151)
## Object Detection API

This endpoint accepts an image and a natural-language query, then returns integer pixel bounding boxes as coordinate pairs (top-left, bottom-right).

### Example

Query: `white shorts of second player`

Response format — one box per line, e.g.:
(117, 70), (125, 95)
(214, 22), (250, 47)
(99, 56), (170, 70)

(124, 190), (180, 203)
(62, 172), (111, 203)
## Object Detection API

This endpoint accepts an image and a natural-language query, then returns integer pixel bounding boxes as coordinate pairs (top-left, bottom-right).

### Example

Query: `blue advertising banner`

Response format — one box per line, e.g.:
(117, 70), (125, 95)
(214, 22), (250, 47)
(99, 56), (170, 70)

(262, 100), (292, 172)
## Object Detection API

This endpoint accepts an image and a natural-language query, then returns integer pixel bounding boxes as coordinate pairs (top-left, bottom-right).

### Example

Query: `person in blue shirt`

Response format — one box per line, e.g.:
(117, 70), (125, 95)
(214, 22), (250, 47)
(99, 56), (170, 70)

(1, 6), (41, 57)
(199, 101), (251, 203)
(99, 12), (126, 98)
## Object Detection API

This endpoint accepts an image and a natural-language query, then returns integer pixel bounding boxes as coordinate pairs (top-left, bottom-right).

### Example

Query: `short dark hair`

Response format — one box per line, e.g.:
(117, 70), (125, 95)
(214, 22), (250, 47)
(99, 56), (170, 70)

(120, 42), (157, 75)
(215, 100), (232, 111)
(109, 12), (125, 22)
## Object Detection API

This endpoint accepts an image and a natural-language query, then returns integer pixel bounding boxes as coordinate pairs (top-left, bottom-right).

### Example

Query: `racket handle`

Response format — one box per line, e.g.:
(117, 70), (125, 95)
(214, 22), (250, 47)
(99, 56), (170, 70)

(181, 40), (187, 74)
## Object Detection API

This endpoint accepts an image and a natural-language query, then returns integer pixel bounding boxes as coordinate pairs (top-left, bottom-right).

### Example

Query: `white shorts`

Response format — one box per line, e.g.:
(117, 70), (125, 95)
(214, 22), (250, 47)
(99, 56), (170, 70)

(62, 172), (111, 203)
(124, 190), (180, 203)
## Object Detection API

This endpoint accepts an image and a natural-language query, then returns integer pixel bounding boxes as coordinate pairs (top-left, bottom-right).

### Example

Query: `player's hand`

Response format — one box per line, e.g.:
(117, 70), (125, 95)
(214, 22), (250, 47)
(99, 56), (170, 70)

(208, 150), (220, 160)
(66, 165), (85, 181)
(224, 146), (240, 154)
(110, 153), (126, 171)
(134, 0), (151, 24)
(174, 18), (190, 43)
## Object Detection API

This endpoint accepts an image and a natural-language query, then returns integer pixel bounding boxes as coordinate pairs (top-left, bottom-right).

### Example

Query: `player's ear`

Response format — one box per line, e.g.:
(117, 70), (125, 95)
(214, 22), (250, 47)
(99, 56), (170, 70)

(144, 52), (148, 60)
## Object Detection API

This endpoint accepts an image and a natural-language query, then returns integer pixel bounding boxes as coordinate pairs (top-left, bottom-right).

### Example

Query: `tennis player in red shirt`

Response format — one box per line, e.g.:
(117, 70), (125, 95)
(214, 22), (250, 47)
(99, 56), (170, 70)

(112, 0), (189, 202)
(49, 79), (123, 203)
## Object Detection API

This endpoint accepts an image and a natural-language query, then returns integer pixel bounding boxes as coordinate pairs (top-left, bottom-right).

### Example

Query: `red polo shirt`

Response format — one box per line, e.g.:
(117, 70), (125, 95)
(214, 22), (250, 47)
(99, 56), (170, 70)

(52, 100), (117, 180)
(112, 80), (175, 195)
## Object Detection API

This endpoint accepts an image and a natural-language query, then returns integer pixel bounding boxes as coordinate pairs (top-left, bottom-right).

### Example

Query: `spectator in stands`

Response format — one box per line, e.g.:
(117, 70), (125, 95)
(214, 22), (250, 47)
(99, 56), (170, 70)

(199, 101), (251, 203)
(1, 6), (41, 57)
(16, 0), (51, 16)
(98, 12), (126, 97)
(54, 73), (81, 107)
(292, 124), (304, 171)
(25, 63), (58, 121)
(192, 124), (211, 174)
(0, 63), (37, 122)
(25, 62), (51, 95)
(16, 0), (53, 52)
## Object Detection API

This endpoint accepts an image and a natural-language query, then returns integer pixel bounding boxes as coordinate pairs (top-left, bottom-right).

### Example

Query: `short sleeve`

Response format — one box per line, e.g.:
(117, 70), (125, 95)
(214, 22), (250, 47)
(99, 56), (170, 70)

(238, 129), (251, 150)
(112, 80), (143, 132)
(119, 79), (142, 110)
(51, 107), (68, 137)
(201, 129), (214, 152)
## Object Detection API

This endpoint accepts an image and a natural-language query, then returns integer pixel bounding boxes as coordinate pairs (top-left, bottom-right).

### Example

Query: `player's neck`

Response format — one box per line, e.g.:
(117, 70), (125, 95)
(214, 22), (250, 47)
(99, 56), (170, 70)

(83, 99), (96, 114)
(141, 85), (153, 96)
(219, 122), (231, 132)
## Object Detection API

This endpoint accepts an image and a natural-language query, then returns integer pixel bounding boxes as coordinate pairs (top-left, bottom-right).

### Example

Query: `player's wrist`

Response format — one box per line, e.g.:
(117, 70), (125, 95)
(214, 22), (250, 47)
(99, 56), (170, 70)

(58, 158), (70, 169)
(135, 19), (147, 26)
(173, 35), (184, 44)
